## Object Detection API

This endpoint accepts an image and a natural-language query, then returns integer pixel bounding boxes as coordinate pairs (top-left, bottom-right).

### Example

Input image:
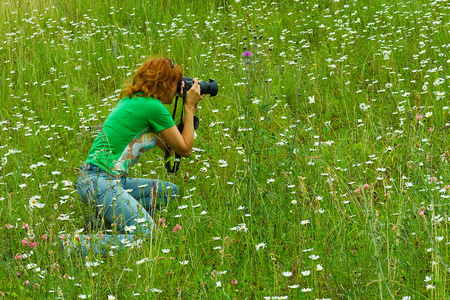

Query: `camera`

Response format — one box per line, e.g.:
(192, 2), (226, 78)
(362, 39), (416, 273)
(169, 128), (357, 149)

(177, 77), (218, 97)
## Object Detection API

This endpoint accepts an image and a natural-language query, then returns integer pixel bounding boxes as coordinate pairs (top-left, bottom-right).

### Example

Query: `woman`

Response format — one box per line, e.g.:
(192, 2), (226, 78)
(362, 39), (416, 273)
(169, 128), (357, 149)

(67, 57), (204, 255)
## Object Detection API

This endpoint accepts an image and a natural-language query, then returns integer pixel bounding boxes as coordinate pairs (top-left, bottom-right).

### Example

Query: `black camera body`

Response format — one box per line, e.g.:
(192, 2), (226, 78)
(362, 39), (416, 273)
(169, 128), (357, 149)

(177, 77), (218, 97)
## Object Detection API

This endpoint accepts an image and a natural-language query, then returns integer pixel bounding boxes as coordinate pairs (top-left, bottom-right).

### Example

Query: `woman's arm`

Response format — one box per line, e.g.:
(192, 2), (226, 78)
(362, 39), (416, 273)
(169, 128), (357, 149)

(158, 80), (204, 158)
(156, 133), (169, 152)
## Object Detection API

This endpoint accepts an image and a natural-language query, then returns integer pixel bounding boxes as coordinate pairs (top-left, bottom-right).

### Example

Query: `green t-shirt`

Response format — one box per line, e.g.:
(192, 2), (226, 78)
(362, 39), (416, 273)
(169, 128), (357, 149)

(85, 96), (175, 176)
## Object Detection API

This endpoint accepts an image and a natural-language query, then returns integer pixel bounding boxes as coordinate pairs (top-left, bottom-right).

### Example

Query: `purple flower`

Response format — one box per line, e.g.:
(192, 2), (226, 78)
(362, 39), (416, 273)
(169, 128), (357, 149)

(242, 51), (253, 57)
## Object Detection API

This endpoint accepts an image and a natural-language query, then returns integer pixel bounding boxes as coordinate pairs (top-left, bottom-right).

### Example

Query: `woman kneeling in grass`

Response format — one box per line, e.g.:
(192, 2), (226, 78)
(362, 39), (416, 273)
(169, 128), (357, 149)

(63, 57), (204, 255)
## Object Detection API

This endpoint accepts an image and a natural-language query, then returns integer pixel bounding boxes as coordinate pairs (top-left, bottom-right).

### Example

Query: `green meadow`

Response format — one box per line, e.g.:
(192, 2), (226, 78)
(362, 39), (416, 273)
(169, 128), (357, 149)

(1, 0), (450, 298)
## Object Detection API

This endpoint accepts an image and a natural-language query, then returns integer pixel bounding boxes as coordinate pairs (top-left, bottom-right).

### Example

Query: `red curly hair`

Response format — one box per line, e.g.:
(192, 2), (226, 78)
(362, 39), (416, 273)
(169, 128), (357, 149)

(120, 56), (183, 100)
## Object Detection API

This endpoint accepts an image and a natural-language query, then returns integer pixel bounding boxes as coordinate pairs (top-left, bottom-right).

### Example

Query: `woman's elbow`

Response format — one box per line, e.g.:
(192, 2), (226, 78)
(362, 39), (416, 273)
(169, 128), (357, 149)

(178, 148), (192, 158)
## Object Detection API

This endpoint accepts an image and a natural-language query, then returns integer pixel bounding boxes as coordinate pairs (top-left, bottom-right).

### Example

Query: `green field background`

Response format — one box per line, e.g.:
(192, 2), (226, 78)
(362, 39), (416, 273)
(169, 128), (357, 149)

(1, 0), (450, 299)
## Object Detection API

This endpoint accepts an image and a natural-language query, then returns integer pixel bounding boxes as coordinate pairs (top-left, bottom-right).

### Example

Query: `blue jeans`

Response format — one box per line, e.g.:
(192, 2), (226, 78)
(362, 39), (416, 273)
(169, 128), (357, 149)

(75, 164), (178, 255)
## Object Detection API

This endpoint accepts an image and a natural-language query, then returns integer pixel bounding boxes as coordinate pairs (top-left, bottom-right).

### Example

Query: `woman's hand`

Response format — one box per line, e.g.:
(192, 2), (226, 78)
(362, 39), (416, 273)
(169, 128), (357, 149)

(184, 79), (205, 110)
(158, 79), (205, 158)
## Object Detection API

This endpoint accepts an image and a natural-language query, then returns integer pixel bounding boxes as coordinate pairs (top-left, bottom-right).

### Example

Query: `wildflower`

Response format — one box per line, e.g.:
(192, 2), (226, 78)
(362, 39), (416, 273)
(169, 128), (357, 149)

(230, 223), (245, 231)
(425, 112), (433, 118)
(85, 261), (100, 267)
(288, 285), (299, 289)
(162, 249), (170, 253)
(179, 260), (189, 265)
(124, 225), (136, 232)
(419, 208), (426, 216)
(29, 241), (37, 248)
(308, 95), (315, 103)
(301, 270), (311, 276)
(218, 160), (228, 167)
(309, 254), (320, 260)
(173, 224), (182, 233)
(255, 243), (266, 251)
(300, 220), (310, 225)
(426, 284), (435, 290)
(316, 264), (323, 271)
(433, 78), (444, 86)
(107, 295), (116, 300)
(158, 218), (166, 227)
(359, 103), (370, 111)
(27, 229), (35, 239)
(362, 184), (370, 189)
(216, 281), (222, 287)
(5, 224), (14, 229)
(282, 271), (293, 277)
(136, 258), (149, 265)
(29, 196), (45, 208)
(231, 279), (238, 285)
(242, 51), (253, 57)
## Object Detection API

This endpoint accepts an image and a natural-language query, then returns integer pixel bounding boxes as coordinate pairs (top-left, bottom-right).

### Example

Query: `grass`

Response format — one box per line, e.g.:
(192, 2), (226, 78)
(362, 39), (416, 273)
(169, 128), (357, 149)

(1, 0), (450, 298)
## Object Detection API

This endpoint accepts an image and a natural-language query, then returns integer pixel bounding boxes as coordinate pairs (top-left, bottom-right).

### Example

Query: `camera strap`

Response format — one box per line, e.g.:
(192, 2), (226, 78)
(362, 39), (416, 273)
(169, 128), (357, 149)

(164, 87), (188, 174)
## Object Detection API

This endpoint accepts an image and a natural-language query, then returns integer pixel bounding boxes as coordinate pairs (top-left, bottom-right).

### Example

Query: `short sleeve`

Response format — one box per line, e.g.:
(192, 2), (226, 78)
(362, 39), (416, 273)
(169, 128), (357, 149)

(147, 100), (175, 132)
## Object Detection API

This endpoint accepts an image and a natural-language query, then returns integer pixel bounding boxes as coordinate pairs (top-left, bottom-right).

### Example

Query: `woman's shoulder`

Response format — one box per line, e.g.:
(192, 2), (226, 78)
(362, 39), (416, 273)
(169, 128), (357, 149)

(121, 95), (162, 104)
(132, 94), (162, 102)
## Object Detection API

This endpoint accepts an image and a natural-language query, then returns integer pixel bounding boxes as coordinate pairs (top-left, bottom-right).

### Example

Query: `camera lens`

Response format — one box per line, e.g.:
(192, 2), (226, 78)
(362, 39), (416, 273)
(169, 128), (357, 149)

(199, 79), (218, 97)
(178, 77), (218, 97)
